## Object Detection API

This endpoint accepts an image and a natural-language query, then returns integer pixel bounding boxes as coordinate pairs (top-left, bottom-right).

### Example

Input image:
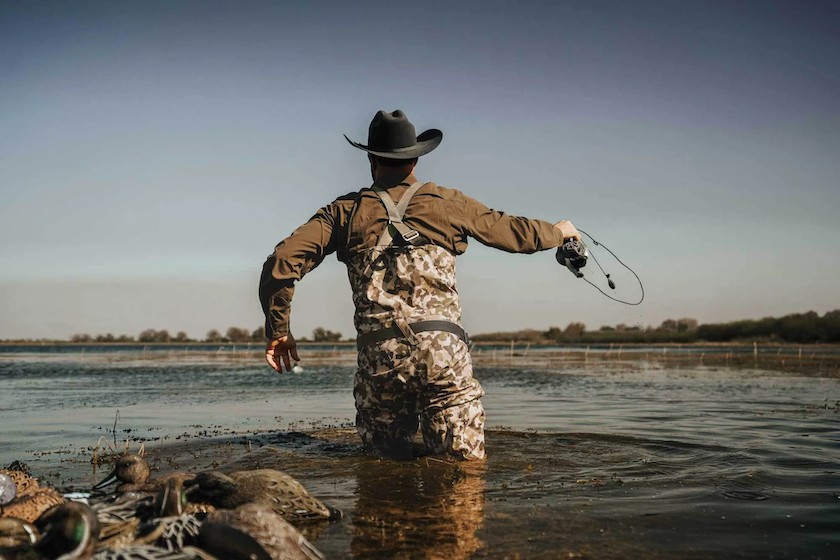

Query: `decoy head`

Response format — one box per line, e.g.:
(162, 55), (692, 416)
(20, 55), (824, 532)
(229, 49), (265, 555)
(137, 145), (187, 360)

(33, 502), (99, 560)
(0, 517), (39, 549)
(153, 478), (188, 518)
(93, 454), (151, 490)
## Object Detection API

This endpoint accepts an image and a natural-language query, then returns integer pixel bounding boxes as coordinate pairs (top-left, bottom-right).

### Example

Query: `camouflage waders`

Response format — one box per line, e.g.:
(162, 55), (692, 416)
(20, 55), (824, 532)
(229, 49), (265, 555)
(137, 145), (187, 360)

(347, 184), (485, 460)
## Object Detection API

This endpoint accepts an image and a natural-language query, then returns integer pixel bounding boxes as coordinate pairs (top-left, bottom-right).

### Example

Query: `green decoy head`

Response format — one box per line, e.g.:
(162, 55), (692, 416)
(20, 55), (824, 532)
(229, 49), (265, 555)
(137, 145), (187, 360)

(33, 502), (99, 560)
(153, 478), (188, 518)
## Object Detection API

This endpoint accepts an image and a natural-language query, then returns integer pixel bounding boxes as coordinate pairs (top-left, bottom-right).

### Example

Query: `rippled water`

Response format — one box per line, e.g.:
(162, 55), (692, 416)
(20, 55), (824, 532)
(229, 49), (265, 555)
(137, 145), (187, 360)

(1, 352), (838, 559)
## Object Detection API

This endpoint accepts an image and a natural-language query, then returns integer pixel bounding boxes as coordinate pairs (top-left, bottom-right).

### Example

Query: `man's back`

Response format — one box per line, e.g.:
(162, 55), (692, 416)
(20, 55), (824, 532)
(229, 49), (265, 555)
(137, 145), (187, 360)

(261, 109), (579, 460)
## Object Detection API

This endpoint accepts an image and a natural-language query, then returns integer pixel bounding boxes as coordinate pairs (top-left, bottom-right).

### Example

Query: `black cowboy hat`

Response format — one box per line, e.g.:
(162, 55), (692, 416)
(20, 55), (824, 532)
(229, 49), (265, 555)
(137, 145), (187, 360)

(344, 110), (442, 159)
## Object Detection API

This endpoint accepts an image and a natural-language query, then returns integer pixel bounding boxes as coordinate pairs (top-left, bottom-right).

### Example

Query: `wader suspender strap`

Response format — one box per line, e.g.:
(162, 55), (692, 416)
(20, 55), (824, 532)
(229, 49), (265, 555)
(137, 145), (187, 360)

(357, 181), (471, 350)
(373, 182), (427, 246)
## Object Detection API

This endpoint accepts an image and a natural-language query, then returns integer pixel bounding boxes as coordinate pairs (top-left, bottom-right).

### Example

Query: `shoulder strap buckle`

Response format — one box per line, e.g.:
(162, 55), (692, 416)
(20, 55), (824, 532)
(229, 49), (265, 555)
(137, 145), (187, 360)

(373, 182), (428, 247)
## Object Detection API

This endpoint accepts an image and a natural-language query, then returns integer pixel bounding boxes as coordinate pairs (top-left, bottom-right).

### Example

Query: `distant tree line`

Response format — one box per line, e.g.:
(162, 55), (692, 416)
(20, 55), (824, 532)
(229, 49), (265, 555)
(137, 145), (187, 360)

(68, 327), (267, 344)
(33, 311), (840, 346)
(697, 310), (840, 344)
(472, 311), (840, 344)
(64, 326), (346, 344)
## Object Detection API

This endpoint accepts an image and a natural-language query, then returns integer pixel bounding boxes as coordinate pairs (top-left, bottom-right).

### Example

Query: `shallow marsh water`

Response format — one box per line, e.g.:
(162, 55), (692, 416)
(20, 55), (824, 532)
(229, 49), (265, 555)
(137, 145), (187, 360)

(1, 351), (838, 559)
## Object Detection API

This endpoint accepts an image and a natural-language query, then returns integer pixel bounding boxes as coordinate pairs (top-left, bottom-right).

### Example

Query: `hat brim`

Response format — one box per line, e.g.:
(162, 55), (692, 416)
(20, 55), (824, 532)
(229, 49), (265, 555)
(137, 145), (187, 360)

(344, 129), (442, 159)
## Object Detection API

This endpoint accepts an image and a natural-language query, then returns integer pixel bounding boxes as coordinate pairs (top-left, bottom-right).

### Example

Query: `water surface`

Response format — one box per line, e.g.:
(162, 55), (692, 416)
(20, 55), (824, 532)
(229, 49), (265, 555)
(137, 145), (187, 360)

(0, 352), (837, 559)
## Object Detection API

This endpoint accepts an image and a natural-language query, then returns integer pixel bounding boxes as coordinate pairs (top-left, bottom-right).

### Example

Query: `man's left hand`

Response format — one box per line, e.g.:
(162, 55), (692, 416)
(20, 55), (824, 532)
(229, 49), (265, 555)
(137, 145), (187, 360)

(265, 334), (300, 373)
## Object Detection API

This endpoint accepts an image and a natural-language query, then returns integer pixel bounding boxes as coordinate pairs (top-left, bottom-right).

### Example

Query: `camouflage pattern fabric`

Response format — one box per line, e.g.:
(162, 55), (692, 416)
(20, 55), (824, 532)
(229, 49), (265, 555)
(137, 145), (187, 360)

(348, 244), (485, 460)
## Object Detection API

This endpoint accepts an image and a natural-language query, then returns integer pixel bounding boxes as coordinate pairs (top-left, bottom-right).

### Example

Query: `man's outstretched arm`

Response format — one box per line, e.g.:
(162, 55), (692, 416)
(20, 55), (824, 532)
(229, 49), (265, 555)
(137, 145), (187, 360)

(259, 203), (343, 372)
(454, 191), (579, 252)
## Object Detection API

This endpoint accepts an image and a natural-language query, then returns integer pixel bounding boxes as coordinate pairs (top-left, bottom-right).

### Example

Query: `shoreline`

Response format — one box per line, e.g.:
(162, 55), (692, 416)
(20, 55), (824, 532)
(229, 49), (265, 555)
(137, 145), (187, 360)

(2, 344), (837, 376)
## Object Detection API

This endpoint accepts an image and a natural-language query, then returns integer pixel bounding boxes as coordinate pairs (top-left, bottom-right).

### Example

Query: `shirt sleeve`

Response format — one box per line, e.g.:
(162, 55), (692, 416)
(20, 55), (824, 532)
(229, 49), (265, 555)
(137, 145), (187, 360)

(455, 191), (562, 253)
(259, 202), (344, 339)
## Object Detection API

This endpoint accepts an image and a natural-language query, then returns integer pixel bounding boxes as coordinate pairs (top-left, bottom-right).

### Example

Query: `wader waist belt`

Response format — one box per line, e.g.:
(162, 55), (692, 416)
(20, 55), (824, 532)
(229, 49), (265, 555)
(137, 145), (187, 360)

(356, 321), (470, 350)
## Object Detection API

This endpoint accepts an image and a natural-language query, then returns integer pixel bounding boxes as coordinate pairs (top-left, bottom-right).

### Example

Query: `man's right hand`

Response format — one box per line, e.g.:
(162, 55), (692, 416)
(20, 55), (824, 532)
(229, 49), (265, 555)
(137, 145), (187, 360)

(554, 220), (581, 242)
(265, 334), (300, 373)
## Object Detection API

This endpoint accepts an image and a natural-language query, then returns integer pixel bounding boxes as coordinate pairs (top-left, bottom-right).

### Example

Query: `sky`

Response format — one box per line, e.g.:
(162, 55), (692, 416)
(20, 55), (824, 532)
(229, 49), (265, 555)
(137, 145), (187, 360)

(1, 0), (838, 341)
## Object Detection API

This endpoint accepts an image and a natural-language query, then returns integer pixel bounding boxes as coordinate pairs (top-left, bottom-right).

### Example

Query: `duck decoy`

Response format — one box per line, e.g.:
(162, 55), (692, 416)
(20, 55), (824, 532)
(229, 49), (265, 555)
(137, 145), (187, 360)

(93, 457), (193, 495)
(199, 503), (325, 560)
(134, 480), (203, 553)
(185, 470), (340, 522)
(95, 476), (213, 556)
(94, 473), (211, 526)
(33, 502), (100, 560)
(1, 489), (66, 524)
(91, 545), (214, 560)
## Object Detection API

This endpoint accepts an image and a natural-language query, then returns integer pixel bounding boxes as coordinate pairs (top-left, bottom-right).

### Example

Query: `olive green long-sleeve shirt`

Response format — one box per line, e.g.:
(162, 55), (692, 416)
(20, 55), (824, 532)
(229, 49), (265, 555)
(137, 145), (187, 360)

(259, 172), (563, 338)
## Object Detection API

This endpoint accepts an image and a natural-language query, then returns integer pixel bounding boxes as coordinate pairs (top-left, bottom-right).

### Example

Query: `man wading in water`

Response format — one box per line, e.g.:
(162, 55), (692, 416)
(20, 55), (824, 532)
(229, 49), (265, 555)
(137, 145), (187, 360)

(260, 110), (580, 460)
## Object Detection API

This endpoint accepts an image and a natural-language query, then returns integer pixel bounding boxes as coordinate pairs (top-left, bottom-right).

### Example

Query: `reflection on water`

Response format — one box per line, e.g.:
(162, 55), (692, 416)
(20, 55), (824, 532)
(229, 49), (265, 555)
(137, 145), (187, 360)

(0, 354), (838, 558)
(351, 458), (486, 559)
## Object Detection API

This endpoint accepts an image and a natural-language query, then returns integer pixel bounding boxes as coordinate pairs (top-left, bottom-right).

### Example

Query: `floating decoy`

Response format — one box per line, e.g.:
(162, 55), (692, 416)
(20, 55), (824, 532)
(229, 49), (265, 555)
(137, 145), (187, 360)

(1, 488), (66, 524)
(93, 456), (194, 495)
(185, 470), (341, 521)
(32, 502), (100, 560)
(199, 503), (325, 560)
(91, 544), (214, 559)
(95, 478), (201, 552)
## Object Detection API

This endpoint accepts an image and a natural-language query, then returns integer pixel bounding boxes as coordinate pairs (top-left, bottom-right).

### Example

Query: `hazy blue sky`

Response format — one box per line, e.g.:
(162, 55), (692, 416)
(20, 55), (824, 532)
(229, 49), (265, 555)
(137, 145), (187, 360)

(1, 0), (838, 340)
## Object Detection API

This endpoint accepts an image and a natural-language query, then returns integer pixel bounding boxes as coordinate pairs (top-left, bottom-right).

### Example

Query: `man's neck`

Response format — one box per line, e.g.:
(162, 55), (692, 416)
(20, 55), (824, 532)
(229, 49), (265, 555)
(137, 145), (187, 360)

(373, 170), (417, 188)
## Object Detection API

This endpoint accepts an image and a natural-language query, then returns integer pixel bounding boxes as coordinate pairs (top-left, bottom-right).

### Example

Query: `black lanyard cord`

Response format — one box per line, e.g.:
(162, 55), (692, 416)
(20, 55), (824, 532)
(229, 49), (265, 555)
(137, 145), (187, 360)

(577, 229), (645, 306)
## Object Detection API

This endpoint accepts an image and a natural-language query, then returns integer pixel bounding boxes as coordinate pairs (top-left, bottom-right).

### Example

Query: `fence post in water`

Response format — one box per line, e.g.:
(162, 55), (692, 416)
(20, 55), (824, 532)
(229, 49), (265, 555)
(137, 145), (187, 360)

(618, 344), (623, 358)
(585, 346), (590, 361)
(700, 352), (704, 365)
(524, 343), (530, 358)
(754, 342), (758, 366)
(798, 346), (802, 359)
(510, 340), (514, 359)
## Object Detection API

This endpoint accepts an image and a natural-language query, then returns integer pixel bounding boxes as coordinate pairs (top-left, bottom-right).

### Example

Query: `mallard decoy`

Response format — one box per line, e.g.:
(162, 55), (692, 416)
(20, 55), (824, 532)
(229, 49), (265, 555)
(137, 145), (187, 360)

(97, 479), (204, 554)
(93, 457), (194, 495)
(93, 473), (188, 527)
(32, 502), (100, 560)
(198, 503), (324, 560)
(91, 545), (214, 560)
(185, 470), (340, 522)
(95, 478), (198, 550)
(1, 488), (66, 524)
